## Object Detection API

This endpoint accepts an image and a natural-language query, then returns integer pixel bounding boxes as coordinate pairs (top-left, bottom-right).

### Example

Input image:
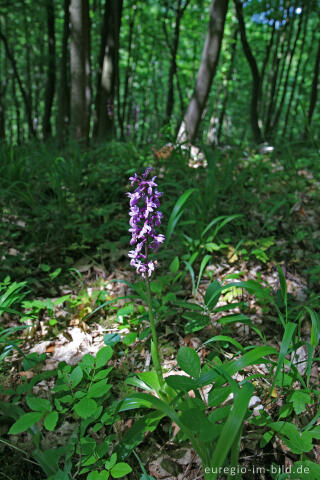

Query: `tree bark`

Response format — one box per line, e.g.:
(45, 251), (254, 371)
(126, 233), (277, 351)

(271, 6), (303, 134)
(216, 27), (238, 143)
(94, 0), (123, 141)
(42, 0), (56, 139)
(177, 0), (229, 143)
(282, 7), (309, 137)
(234, 0), (262, 143)
(0, 28), (35, 137)
(70, 0), (90, 142)
(118, 3), (137, 139)
(163, 0), (190, 124)
(56, 0), (71, 143)
(306, 36), (320, 129)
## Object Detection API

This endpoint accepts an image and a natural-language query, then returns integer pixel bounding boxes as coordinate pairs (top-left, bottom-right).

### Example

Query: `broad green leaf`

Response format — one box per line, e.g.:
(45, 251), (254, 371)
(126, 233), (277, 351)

(88, 381), (112, 399)
(165, 375), (198, 392)
(81, 353), (95, 370)
(26, 395), (52, 412)
(204, 280), (221, 309)
(111, 463), (132, 478)
(177, 346), (201, 378)
(122, 332), (137, 346)
(93, 368), (113, 381)
(44, 411), (59, 431)
(69, 365), (83, 388)
(203, 335), (244, 353)
(182, 312), (210, 333)
(208, 386), (232, 407)
(169, 256), (179, 274)
(138, 371), (161, 391)
(74, 398), (97, 419)
(289, 391), (312, 415)
(291, 461), (320, 480)
(9, 411), (44, 434)
(104, 333), (121, 346)
(208, 405), (231, 424)
(198, 346), (277, 387)
(180, 408), (210, 432)
(105, 453), (117, 470)
(96, 346), (113, 368)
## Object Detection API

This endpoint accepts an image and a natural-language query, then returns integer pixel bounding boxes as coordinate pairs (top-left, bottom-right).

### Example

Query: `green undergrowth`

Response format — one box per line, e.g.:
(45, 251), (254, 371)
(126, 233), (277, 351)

(0, 140), (319, 291)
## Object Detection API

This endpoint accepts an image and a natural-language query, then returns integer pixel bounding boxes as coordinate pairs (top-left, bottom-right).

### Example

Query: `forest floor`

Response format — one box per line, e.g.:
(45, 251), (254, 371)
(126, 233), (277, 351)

(0, 141), (319, 480)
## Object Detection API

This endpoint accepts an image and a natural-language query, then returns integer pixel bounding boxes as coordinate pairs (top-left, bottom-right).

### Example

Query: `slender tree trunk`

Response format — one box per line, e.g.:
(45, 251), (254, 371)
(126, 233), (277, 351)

(119, 3), (137, 139)
(177, 0), (229, 143)
(22, 0), (34, 138)
(163, 0), (190, 124)
(289, 26), (316, 140)
(271, 7), (303, 134)
(216, 28), (238, 143)
(56, 0), (71, 143)
(234, 0), (262, 143)
(94, 0), (123, 141)
(260, 20), (276, 103)
(70, 0), (90, 142)
(42, 0), (56, 139)
(83, 0), (91, 138)
(306, 36), (320, 130)
(0, 29), (35, 137)
(12, 78), (21, 144)
(0, 35), (7, 140)
(282, 8), (309, 137)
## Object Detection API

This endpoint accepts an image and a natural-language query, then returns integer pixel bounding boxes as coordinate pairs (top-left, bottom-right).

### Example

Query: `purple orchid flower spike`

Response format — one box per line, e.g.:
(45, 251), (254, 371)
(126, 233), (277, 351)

(127, 167), (165, 278)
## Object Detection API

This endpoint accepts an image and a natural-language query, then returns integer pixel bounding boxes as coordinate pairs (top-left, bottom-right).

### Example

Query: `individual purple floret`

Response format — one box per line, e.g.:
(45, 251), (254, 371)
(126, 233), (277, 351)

(128, 167), (165, 277)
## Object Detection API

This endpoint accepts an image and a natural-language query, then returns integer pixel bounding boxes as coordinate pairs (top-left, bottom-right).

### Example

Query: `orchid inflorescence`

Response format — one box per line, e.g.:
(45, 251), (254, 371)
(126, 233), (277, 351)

(127, 167), (165, 277)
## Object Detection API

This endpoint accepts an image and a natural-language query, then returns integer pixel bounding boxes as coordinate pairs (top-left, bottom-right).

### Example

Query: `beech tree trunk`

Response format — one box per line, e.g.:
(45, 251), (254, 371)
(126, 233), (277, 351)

(234, 0), (262, 143)
(94, 0), (123, 141)
(70, 0), (90, 142)
(177, 0), (229, 143)
(43, 0), (56, 139)
(56, 0), (71, 142)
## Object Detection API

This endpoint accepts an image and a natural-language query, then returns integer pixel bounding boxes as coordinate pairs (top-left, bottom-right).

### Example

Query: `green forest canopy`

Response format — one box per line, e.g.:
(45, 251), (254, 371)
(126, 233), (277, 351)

(0, 0), (319, 146)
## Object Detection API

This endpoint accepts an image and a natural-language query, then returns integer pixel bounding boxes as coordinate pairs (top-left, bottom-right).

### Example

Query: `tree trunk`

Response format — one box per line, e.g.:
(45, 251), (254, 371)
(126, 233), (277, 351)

(216, 27), (238, 143)
(83, 0), (91, 138)
(163, 0), (190, 124)
(271, 6), (303, 134)
(177, 0), (229, 143)
(0, 28), (35, 137)
(94, 0), (123, 141)
(306, 36), (320, 130)
(118, 3), (137, 139)
(282, 7), (309, 138)
(0, 34), (7, 140)
(56, 0), (71, 143)
(70, 0), (90, 142)
(234, 0), (262, 143)
(43, 0), (56, 139)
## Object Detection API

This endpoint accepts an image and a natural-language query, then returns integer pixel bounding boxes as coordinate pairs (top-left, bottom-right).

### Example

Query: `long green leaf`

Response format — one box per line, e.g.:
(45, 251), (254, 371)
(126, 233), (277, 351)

(195, 255), (211, 296)
(209, 382), (254, 478)
(166, 188), (196, 243)
(271, 322), (296, 392)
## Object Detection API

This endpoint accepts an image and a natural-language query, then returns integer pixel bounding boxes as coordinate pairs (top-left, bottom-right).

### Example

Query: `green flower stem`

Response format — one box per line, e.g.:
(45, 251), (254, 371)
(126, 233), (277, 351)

(145, 277), (164, 388)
